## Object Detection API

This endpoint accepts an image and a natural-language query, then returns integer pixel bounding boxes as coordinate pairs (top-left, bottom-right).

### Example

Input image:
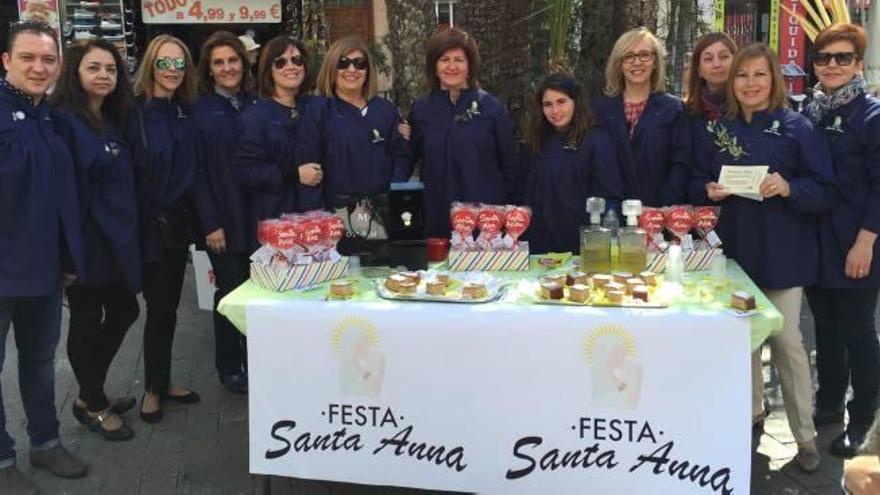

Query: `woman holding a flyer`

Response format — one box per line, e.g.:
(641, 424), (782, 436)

(691, 43), (835, 473)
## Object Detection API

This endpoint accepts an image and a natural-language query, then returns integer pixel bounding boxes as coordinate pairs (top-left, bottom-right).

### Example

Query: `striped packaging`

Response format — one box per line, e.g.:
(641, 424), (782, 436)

(250, 257), (349, 292)
(447, 242), (530, 271)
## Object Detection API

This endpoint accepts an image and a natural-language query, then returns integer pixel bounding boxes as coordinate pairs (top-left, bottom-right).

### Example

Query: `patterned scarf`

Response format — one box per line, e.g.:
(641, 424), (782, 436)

(805, 74), (866, 124)
(0, 77), (35, 106)
(215, 86), (243, 112)
(699, 86), (726, 121)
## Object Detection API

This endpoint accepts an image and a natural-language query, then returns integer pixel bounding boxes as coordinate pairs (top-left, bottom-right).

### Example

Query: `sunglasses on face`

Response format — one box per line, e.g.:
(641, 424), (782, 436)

(622, 51), (654, 64)
(813, 51), (858, 67)
(155, 57), (186, 71)
(272, 55), (305, 70)
(337, 57), (368, 71)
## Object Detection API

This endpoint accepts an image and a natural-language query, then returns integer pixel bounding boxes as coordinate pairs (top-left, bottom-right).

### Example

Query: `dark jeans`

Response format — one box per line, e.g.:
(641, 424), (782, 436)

(142, 247), (188, 393)
(66, 284), (139, 411)
(0, 287), (63, 464)
(805, 286), (880, 430)
(207, 251), (248, 377)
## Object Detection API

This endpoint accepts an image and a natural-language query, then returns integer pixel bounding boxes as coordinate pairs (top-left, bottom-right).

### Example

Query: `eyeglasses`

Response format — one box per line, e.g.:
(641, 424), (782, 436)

(155, 57), (186, 71)
(813, 51), (858, 67)
(272, 55), (305, 70)
(622, 51), (654, 64)
(337, 57), (368, 71)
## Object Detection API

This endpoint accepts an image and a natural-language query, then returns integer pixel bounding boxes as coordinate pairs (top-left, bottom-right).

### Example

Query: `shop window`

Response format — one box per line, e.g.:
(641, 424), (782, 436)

(435, 1), (455, 29)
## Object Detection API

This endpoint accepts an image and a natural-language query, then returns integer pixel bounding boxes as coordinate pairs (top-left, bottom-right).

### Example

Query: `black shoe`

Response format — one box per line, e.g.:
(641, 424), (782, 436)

(86, 409), (135, 441)
(813, 407), (845, 426)
(830, 428), (867, 458)
(160, 389), (200, 404)
(139, 394), (163, 423)
(220, 373), (248, 394)
(72, 397), (136, 426)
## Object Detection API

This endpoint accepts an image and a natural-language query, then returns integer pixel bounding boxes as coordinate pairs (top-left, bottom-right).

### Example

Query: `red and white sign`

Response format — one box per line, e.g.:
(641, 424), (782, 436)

(141, 0), (281, 24)
(779, 0), (807, 94)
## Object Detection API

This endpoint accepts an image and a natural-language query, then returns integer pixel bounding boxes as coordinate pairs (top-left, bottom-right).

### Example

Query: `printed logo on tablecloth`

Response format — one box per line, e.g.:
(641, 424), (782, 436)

(583, 326), (643, 410)
(331, 316), (386, 398)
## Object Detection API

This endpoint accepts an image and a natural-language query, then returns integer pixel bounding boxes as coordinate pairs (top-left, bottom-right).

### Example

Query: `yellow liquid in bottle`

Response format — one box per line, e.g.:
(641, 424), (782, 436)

(618, 247), (647, 274)
(581, 246), (611, 274)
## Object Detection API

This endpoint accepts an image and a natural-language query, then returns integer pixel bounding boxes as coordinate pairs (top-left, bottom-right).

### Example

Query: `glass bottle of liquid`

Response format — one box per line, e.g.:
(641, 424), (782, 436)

(580, 197), (611, 273)
(602, 208), (620, 269)
(618, 199), (647, 273)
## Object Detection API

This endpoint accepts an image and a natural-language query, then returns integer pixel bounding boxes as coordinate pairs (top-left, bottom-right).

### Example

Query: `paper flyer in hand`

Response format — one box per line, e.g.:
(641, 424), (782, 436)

(719, 165), (769, 201)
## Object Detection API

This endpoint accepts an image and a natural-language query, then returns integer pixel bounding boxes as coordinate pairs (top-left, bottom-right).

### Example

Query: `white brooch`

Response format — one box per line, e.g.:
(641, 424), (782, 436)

(11, 111), (25, 122)
(825, 115), (844, 134)
(176, 105), (187, 119)
(104, 142), (121, 157)
(763, 120), (782, 136)
(370, 129), (385, 144)
(454, 100), (481, 123)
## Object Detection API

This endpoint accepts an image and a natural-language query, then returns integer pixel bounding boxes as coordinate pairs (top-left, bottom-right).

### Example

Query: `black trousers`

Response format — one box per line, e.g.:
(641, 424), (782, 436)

(142, 247), (188, 393)
(66, 284), (139, 411)
(207, 251), (249, 377)
(805, 286), (880, 430)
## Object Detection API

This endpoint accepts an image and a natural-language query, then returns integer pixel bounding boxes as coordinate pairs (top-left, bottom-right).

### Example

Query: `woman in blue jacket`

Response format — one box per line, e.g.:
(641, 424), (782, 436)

(692, 43), (835, 473)
(408, 28), (518, 237)
(129, 35), (200, 423)
(593, 27), (691, 206)
(52, 39), (139, 440)
(236, 35), (321, 248)
(522, 73), (622, 254)
(296, 36), (411, 222)
(193, 31), (257, 395)
(803, 24), (880, 458)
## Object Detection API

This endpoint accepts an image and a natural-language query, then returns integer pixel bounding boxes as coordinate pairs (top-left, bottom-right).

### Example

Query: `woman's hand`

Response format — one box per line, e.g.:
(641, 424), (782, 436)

(398, 120), (411, 140)
(206, 228), (226, 254)
(759, 172), (791, 198)
(845, 229), (877, 279)
(298, 163), (323, 186)
(706, 182), (730, 202)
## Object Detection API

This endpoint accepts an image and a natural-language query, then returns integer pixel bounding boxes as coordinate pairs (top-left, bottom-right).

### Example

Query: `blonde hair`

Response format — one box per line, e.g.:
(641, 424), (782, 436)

(725, 43), (788, 120)
(133, 34), (198, 104)
(603, 27), (667, 97)
(315, 37), (377, 99)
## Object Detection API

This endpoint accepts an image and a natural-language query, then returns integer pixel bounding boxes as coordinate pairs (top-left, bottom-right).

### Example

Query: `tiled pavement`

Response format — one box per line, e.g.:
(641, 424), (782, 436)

(1, 264), (871, 494)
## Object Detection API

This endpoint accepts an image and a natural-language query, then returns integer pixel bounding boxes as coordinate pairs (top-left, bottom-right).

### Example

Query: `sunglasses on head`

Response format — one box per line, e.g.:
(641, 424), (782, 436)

(813, 51), (858, 67)
(273, 55), (305, 70)
(155, 57), (186, 71)
(337, 57), (368, 71)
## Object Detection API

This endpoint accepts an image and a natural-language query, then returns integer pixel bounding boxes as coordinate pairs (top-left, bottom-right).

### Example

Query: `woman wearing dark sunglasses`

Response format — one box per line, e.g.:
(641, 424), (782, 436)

(803, 24), (880, 459)
(236, 35), (321, 243)
(593, 27), (691, 207)
(295, 37), (412, 216)
(192, 31), (257, 395)
(128, 34), (201, 423)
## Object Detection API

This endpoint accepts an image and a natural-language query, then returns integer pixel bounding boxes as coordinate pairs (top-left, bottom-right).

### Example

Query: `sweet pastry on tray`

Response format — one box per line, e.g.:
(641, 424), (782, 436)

(612, 271), (633, 284)
(569, 283), (589, 303)
(639, 271), (657, 286)
(540, 281), (564, 300)
(731, 291), (756, 310)
(385, 274), (408, 292)
(625, 278), (643, 294)
(606, 290), (625, 304)
(541, 274), (566, 286)
(462, 282), (488, 299)
(632, 285), (649, 302)
(426, 280), (446, 296)
(397, 280), (417, 295)
(590, 274), (612, 289)
(604, 281), (626, 294)
(401, 271), (421, 284)
(435, 273), (450, 286)
(329, 281), (355, 298)
(566, 271), (589, 286)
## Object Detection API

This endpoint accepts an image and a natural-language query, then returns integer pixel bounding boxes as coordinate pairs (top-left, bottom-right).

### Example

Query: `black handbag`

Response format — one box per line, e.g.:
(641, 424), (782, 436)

(333, 194), (390, 265)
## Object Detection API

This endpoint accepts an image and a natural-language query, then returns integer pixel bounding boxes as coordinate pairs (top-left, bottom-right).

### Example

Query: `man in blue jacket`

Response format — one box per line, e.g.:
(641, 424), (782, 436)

(0, 21), (88, 492)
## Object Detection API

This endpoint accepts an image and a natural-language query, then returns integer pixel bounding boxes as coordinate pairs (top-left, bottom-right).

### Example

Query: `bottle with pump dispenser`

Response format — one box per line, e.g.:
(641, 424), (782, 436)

(580, 197), (611, 273)
(617, 199), (647, 273)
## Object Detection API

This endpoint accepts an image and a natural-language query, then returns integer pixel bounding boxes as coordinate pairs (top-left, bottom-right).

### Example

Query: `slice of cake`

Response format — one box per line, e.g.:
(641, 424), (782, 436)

(569, 283), (590, 303)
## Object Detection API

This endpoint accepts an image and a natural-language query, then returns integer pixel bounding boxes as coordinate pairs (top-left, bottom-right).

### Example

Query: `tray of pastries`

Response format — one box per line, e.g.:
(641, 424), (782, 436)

(531, 270), (666, 308)
(376, 270), (504, 303)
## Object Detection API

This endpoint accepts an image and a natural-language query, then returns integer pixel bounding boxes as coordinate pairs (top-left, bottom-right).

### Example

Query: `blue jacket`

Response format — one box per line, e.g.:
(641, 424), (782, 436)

(193, 92), (257, 255)
(53, 108), (141, 292)
(592, 93), (691, 206)
(524, 130), (623, 254)
(811, 94), (880, 289)
(409, 88), (518, 237)
(296, 95), (412, 207)
(0, 83), (85, 297)
(126, 97), (198, 263)
(236, 95), (320, 250)
(691, 108), (835, 289)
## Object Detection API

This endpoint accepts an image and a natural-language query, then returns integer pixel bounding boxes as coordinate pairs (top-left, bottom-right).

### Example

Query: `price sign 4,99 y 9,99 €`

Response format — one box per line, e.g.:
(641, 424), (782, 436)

(142, 0), (281, 24)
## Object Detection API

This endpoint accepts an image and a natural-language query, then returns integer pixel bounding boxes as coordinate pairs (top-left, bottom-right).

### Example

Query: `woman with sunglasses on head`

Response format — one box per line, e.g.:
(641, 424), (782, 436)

(128, 34), (200, 423)
(192, 31), (257, 395)
(523, 73), (623, 254)
(593, 27), (691, 206)
(51, 39), (139, 441)
(408, 28), (518, 237)
(683, 33), (737, 205)
(692, 43), (835, 473)
(236, 36), (321, 241)
(802, 24), (880, 458)
(295, 37), (411, 214)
